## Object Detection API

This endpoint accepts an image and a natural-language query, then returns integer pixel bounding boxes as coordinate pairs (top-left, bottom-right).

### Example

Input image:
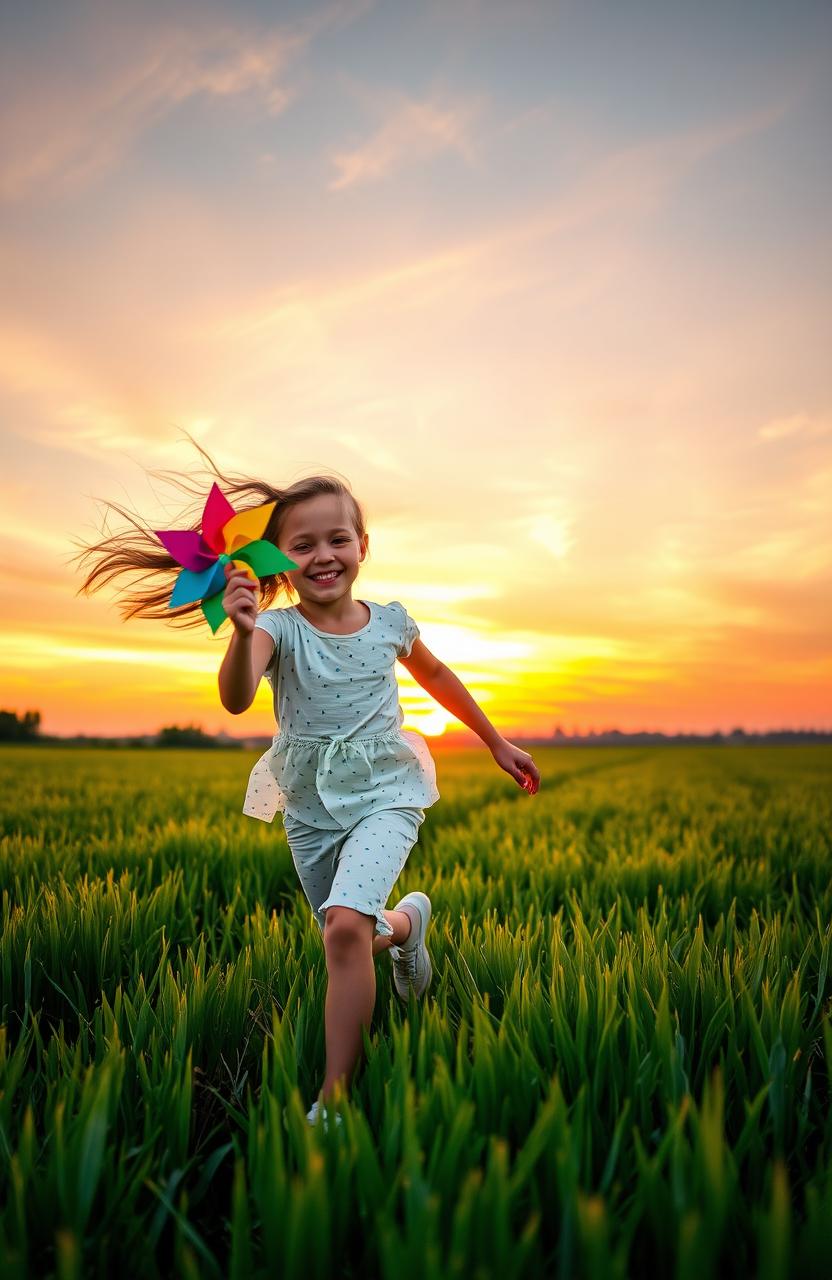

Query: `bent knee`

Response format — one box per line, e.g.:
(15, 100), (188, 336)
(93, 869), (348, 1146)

(323, 905), (374, 954)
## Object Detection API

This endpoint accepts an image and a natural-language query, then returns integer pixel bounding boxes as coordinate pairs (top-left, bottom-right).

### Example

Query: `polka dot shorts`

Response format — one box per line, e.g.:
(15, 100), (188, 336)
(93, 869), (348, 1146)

(281, 806), (426, 939)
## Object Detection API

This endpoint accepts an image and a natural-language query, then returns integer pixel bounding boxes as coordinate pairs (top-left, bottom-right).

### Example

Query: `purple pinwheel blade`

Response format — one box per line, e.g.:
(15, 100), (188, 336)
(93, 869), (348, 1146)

(155, 529), (216, 573)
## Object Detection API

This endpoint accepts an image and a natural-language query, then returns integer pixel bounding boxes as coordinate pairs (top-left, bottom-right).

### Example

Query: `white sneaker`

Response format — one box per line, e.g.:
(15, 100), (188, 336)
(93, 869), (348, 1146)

(389, 891), (433, 1000)
(305, 1098), (343, 1132)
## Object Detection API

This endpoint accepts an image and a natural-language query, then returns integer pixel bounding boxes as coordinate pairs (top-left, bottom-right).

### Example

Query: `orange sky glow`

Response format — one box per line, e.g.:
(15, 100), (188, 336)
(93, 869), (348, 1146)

(1, 1), (830, 740)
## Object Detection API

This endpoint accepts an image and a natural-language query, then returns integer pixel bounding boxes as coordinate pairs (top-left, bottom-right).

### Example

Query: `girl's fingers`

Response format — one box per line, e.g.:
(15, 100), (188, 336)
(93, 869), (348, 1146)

(519, 762), (540, 793)
(225, 582), (258, 609)
(225, 565), (258, 587)
(224, 583), (258, 625)
(228, 594), (254, 610)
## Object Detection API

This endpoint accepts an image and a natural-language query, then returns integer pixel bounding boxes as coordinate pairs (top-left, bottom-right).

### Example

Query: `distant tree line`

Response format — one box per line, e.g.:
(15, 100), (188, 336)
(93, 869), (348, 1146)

(0, 710), (41, 740)
(2, 708), (830, 747)
(0, 710), (221, 747)
(155, 725), (222, 748)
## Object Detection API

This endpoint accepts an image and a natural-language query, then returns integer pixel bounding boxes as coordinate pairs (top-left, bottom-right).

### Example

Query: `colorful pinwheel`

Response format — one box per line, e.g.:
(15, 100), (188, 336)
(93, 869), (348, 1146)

(154, 482), (298, 633)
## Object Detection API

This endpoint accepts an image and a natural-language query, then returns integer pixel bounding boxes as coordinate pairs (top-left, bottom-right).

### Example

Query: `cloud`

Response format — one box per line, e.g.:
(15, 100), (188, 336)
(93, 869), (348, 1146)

(757, 412), (832, 442)
(698, 571), (832, 632)
(0, 318), (192, 459)
(0, 1), (351, 202)
(328, 93), (481, 190)
(522, 510), (575, 562)
(328, 428), (409, 477)
(215, 86), (799, 352)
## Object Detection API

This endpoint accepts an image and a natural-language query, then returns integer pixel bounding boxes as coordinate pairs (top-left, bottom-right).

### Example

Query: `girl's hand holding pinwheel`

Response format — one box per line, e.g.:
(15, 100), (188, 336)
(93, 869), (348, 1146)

(223, 562), (259, 637)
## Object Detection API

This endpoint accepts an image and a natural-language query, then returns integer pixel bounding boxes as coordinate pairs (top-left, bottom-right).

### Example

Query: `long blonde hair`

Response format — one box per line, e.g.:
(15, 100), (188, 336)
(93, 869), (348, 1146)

(71, 433), (369, 630)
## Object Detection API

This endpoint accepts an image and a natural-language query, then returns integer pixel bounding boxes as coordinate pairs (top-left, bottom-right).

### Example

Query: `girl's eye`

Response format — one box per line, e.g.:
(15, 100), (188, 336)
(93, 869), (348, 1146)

(293, 538), (349, 551)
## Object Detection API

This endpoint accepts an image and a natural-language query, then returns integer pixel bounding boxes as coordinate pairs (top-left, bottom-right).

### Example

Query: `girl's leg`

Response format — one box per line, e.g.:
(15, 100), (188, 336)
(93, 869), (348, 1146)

(320, 906), (378, 1100)
(319, 909), (414, 1101)
(315, 809), (424, 1100)
(372, 908), (413, 956)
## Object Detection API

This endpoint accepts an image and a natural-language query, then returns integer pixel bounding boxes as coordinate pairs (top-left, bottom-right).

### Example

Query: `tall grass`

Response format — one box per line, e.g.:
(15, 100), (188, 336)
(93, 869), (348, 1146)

(1, 745), (830, 1277)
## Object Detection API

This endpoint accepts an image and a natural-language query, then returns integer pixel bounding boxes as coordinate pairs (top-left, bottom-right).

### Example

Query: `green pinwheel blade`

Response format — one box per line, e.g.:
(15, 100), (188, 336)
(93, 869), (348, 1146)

(233, 540), (298, 576)
(202, 589), (229, 634)
(200, 542), (296, 633)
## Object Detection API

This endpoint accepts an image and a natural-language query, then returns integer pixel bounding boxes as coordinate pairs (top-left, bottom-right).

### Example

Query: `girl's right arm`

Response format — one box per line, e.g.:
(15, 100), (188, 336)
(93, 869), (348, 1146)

(218, 565), (275, 714)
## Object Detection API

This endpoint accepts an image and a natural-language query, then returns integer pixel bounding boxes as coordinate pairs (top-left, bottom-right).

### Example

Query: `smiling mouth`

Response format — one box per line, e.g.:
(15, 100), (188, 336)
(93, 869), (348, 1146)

(308, 570), (342, 583)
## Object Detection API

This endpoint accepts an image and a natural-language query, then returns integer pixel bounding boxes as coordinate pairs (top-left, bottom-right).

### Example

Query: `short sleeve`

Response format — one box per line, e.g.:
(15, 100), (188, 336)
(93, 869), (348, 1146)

(388, 600), (420, 658)
(254, 609), (282, 677)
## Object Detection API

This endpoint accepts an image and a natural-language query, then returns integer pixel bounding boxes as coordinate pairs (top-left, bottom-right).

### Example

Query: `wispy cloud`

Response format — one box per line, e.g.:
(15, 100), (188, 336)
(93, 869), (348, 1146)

(516, 508), (575, 562)
(757, 412), (832, 442)
(218, 89), (799, 346)
(328, 92), (482, 190)
(0, 0), (374, 202)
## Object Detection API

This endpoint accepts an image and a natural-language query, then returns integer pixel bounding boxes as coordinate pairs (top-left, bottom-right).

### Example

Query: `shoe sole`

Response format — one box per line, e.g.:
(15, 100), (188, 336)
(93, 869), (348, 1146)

(391, 891), (432, 1000)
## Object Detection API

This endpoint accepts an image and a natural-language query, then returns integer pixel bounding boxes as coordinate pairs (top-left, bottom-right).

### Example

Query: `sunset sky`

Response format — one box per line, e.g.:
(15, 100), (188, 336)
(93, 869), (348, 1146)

(2, 0), (830, 741)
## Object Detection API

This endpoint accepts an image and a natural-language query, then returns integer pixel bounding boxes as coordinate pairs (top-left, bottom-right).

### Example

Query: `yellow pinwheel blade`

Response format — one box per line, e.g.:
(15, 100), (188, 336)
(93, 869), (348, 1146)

(222, 501), (276, 555)
(230, 557), (258, 584)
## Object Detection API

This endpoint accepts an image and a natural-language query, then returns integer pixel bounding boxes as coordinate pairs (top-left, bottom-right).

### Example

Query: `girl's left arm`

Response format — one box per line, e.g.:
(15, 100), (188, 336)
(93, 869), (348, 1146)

(398, 641), (541, 795)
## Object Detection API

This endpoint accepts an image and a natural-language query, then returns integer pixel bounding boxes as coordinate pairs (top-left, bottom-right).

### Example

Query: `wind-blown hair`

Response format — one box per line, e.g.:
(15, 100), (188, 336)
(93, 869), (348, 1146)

(71, 434), (368, 631)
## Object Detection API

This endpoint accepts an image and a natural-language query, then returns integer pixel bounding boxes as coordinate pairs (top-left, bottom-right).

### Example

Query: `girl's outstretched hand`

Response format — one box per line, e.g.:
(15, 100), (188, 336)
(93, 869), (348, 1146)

(490, 737), (540, 795)
(223, 562), (259, 636)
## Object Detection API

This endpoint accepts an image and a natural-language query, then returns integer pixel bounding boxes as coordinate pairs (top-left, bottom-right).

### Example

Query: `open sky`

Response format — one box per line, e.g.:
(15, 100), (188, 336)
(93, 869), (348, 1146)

(1, 0), (830, 740)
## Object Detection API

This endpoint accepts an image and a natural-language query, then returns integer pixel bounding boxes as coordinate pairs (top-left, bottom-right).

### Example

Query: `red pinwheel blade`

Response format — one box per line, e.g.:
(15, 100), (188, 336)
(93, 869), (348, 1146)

(202, 483), (237, 555)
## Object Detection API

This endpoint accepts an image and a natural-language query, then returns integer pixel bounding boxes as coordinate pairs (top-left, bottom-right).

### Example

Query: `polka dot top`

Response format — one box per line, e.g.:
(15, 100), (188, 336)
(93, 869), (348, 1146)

(241, 599), (440, 828)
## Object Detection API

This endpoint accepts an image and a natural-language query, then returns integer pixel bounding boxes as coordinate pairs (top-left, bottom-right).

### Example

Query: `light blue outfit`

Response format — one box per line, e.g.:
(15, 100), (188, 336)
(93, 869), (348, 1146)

(242, 599), (440, 938)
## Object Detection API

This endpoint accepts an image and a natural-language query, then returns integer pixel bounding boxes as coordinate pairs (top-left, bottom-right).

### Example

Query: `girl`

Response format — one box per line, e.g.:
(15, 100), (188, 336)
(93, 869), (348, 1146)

(75, 450), (541, 1131)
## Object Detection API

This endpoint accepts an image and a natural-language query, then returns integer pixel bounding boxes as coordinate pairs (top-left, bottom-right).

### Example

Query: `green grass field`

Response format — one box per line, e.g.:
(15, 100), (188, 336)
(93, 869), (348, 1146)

(1, 744), (830, 1279)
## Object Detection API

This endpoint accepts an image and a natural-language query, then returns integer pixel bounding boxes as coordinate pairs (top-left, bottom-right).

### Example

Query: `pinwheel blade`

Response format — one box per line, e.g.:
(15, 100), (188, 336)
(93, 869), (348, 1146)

(222, 501), (277, 555)
(202, 589), (228, 634)
(169, 561), (226, 608)
(202, 483), (237, 555)
(155, 529), (216, 573)
(228, 557), (259, 584)
(234, 540), (298, 577)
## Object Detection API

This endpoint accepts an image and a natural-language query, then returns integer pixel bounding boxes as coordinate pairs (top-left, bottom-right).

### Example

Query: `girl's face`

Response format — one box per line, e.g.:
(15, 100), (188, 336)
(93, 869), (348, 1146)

(278, 494), (368, 604)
